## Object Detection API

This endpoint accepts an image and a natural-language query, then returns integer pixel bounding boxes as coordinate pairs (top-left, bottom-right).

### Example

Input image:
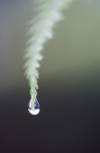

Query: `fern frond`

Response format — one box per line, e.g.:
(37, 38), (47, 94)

(24, 0), (73, 115)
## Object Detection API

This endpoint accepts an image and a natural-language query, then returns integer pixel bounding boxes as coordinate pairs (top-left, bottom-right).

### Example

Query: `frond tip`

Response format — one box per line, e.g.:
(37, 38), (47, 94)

(24, 0), (73, 115)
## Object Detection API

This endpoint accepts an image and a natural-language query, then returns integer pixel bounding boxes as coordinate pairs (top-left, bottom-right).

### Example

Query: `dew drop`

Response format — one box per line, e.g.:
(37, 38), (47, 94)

(28, 99), (40, 115)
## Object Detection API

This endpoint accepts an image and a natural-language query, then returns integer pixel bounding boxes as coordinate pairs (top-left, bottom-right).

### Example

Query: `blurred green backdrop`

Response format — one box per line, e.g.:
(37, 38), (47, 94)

(0, 0), (100, 94)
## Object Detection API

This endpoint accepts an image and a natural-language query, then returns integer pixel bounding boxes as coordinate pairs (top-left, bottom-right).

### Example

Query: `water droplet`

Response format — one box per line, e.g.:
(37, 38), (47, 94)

(28, 99), (40, 115)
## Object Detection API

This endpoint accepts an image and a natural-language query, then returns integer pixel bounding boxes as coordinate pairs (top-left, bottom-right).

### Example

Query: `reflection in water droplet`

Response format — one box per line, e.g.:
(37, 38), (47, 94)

(28, 99), (40, 115)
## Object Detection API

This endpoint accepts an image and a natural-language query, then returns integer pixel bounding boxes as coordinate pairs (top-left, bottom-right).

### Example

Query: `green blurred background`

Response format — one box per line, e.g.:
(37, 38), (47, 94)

(0, 0), (100, 152)
(0, 0), (100, 93)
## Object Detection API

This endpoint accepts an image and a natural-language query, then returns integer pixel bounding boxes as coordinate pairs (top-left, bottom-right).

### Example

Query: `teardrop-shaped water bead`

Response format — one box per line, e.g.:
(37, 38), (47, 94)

(28, 98), (40, 115)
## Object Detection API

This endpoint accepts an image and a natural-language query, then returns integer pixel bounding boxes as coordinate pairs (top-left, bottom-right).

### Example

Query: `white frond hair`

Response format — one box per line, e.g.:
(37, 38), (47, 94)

(24, 0), (73, 114)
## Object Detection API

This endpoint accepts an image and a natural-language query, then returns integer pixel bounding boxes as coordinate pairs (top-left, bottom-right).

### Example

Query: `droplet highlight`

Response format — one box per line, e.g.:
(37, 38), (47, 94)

(28, 99), (40, 115)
